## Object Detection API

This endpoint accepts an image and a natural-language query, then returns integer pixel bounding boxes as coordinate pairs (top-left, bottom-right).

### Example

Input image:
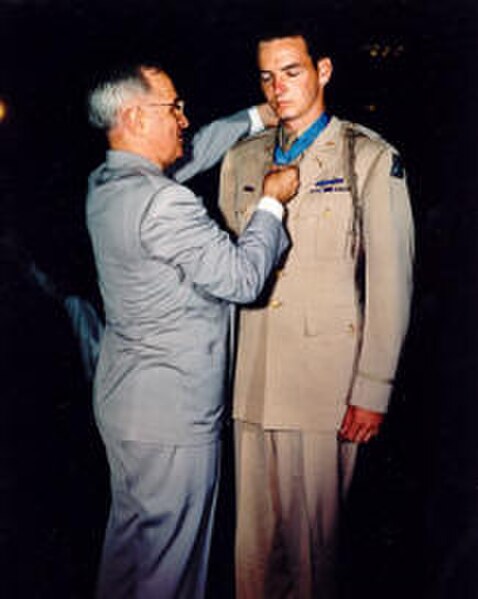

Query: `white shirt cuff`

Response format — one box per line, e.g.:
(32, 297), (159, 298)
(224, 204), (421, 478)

(248, 107), (265, 135)
(257, 196), (284, 221)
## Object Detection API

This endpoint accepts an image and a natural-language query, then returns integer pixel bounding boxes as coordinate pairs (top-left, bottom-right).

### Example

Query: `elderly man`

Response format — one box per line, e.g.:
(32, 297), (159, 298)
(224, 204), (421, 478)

(86, 62), (298, 599)
(219, 23), (414, 598)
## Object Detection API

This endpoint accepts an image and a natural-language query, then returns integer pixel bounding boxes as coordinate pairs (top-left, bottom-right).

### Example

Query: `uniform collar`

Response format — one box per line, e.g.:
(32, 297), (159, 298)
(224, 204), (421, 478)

(274, 112), (331, 165)
(269, 116), (342, 163)
(306, 115), (341, 151)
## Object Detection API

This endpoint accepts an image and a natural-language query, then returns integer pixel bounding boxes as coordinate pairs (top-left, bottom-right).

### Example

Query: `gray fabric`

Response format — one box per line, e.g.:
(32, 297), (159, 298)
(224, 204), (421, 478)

(96, 438), (221, 599)
(171, 109), (250, 183)
(88, 110), (279, 599)
(63, 295), (103, 382)
(86, 150), (288, 444)
(61, 109), (251, 385)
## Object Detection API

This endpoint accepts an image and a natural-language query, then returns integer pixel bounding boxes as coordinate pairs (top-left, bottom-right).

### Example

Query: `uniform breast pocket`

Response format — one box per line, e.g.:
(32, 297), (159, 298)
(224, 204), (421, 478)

(293, 192), (353, 262)
(232, 176), (264, 232)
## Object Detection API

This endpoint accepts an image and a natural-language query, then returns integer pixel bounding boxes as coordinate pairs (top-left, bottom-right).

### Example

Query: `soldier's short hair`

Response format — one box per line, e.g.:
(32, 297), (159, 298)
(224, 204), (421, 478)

(254, 17), (333, 62)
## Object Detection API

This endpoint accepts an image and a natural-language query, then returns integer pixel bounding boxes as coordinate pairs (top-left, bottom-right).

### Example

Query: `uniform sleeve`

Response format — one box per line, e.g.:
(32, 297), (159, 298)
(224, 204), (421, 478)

(140, 183), (288, 304)
(349, 148), (415, 413)
(171, 110), (250, 184)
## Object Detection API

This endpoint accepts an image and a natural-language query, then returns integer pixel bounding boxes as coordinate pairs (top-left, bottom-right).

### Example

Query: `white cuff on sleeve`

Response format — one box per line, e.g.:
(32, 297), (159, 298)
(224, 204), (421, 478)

(248, 107), (265, 135)
(257, 196), (284, 221)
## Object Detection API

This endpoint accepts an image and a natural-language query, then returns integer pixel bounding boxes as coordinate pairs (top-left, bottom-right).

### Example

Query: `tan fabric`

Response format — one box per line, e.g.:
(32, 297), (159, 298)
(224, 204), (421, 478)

(234, 422), (357, 599)
(219, 116), (414, 431)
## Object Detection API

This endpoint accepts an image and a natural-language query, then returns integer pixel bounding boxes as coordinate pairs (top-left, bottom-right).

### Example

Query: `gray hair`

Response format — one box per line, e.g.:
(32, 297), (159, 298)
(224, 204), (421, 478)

(87, 64), (160, 130)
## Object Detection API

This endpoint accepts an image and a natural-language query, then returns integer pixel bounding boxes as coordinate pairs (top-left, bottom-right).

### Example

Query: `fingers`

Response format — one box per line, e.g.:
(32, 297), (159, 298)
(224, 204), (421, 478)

(263, 165), (300, 204)
(339, 424), (380, 444)
(266, 164), (298, 175)
(338, 406), (384, 444)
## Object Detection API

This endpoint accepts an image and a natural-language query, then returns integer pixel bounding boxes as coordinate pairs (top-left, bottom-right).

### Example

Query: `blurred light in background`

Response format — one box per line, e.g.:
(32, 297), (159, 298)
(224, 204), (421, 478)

(365, 42), (406, 61)
(364, 104), (378, 113)
(0, 99), (7, 123)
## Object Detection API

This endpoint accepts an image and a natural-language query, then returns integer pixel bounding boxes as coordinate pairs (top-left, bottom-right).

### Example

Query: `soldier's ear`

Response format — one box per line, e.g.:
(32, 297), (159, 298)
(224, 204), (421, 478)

(317, 58), (333, 87)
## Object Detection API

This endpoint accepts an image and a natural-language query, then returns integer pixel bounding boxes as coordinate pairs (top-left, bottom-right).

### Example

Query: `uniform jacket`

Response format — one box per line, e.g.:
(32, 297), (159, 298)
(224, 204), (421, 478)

(87, 149), (288, 445)
(219, 116), (414, 431)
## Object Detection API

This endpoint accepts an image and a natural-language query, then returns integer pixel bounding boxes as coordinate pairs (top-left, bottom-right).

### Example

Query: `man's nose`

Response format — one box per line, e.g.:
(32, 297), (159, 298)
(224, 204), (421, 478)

(178, 111), (189, 129)
(273, 76), (287, 95)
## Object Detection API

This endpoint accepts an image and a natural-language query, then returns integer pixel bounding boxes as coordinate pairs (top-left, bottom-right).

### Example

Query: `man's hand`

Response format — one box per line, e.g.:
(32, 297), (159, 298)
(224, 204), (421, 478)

(263, 165), (299, 205)
(257, 102), (279, 128)
(339, 405), (384, 443)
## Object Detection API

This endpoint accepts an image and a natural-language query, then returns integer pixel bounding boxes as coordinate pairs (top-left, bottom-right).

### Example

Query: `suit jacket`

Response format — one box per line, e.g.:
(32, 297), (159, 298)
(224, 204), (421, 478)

(219, 116), (414, 431)
(87, 150), (288, 444)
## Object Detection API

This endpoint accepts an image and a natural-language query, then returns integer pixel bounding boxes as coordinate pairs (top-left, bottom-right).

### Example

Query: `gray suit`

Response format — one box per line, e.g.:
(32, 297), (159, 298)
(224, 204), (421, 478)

(87, 120), (288, 597)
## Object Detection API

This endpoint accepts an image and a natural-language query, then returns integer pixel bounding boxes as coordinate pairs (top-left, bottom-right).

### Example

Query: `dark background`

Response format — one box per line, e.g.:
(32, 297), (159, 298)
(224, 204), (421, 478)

(1, 0), (478, 597)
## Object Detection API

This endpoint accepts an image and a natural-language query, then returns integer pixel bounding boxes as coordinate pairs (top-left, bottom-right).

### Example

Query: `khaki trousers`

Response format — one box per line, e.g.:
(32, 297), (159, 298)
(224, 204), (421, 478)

(234, 421), (357, 599)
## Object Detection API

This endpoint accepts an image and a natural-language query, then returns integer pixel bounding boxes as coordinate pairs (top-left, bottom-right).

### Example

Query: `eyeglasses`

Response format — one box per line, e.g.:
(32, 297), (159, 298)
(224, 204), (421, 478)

(144, 99), (185, 114)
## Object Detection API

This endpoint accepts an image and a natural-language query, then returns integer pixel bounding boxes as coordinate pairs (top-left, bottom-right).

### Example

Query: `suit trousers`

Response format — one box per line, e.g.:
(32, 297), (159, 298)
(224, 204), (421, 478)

(234, 421), (357, 599)
(96, 435), (221, 599)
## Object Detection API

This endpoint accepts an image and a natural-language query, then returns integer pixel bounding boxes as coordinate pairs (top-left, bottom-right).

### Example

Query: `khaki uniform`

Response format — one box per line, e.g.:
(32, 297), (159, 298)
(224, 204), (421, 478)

(219, 116), (414, 598)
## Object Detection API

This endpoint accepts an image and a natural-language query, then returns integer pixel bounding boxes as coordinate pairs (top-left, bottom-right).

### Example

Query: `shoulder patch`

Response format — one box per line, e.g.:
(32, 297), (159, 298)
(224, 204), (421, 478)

(390, 153), (404, 179)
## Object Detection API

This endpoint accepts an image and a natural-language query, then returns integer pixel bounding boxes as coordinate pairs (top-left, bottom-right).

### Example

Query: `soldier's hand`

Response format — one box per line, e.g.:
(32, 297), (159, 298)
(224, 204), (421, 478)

(338, 405), (384, 443)
(263, 165), (300, 205)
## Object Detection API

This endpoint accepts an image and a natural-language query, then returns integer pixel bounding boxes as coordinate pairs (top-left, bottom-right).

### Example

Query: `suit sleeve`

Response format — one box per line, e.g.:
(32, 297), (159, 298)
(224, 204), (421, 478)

(348, 148), (415, 413)
(140, 182), (288, 304)
(171, 110), (250, 184)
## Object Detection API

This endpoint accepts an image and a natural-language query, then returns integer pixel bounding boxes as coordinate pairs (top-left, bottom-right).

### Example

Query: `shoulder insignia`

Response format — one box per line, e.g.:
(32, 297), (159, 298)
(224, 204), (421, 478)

(343, 120), (381, 142)
(390, 153), (404, 179)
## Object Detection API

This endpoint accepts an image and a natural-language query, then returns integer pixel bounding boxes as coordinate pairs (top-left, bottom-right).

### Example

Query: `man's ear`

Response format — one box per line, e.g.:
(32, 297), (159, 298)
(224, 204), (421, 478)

(317, 57), (333, 87)
(120, 104), (144, 134)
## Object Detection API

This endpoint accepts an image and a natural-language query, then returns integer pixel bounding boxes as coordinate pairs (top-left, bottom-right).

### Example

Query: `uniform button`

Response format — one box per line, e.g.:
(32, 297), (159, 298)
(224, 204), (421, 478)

(347, 323), (356, 334)
(276, 269), (286, 278)
(323, 207), (332, 218)
(269, 299), (282, 309)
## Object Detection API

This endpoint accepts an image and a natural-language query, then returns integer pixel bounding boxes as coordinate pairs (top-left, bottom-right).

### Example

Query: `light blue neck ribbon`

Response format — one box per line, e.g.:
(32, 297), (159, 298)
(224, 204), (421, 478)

(274, 112), (330, 165)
